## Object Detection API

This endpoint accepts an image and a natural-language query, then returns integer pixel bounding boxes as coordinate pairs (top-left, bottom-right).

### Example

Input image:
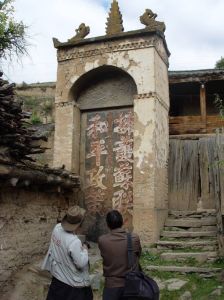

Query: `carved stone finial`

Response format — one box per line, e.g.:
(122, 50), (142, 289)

(106, 0), (124, 35)
(68, 23), (90, 43)
(53, 37), (61, 48)
(140, 9), (166, 32)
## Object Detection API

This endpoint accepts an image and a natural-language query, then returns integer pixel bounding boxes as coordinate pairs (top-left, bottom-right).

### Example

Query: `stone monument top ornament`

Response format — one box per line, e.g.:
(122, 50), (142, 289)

(68, 23), (90, 42)
(53, 23), (90, 47)
(140, 9), (166, 33)
(106, 0), (124, 35)
(52, 2), (167, 49)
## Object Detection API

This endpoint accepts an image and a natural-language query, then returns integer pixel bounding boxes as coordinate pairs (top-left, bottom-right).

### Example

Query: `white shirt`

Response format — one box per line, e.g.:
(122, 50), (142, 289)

(42, 223), (90, 287)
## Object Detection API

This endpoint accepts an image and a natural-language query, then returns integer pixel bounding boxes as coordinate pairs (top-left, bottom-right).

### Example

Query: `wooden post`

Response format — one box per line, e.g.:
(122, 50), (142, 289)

(200, 83), (207, 132)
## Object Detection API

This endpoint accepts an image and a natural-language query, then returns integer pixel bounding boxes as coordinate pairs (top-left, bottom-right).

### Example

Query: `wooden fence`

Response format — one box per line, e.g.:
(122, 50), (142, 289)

(169, 134), (224, 254)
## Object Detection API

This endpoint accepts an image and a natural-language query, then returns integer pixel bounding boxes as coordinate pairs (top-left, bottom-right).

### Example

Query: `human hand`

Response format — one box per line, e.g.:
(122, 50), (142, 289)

(83, 241), (91, 249)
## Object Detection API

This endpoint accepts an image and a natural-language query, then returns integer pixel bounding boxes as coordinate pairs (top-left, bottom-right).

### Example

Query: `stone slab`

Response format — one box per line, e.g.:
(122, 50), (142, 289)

(165, 217), (217, 227)
(156, 240), (218, 250)
(165, 278), (188, 291)
(160, 251), (217, 262)
(161, 231), (217, 238)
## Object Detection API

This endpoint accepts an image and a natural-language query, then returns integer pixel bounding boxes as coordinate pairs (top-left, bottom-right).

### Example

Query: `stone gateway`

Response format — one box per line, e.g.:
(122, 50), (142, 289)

(53, 1), (170, 244)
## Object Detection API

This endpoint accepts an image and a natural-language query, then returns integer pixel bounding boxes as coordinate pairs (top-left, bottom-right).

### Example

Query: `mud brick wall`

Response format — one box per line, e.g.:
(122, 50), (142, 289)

(0, 188), (71, 295)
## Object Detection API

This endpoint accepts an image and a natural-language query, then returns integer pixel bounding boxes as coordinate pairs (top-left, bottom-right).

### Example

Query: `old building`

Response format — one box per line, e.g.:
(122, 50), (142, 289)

(169, 69), (224, 135)
(1, 1), (224, 298)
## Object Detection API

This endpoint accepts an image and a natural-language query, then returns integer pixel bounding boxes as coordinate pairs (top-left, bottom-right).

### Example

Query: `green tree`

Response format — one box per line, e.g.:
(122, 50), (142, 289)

(215, 57), (224, 69)
(0, 0), (27, 60)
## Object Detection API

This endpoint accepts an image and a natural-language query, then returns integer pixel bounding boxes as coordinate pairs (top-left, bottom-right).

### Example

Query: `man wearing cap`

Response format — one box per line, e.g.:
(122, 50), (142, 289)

(42, 206), (93, 300)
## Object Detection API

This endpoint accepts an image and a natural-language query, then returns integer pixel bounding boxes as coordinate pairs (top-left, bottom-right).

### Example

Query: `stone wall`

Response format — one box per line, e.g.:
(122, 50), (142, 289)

(15, 84), (56, 168)
(0, 187), (75, 296)
(31, 124), (55, 168)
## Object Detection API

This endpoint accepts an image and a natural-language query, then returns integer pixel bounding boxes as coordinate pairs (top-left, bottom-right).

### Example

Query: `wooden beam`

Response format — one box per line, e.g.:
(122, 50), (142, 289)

(200, 83), (207, 131)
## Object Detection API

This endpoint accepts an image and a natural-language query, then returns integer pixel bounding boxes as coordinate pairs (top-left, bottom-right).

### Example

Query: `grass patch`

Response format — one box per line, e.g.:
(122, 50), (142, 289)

(144, 269), (224, 300)
(140, 251), (224, 299)
(140, 251), (199, 267)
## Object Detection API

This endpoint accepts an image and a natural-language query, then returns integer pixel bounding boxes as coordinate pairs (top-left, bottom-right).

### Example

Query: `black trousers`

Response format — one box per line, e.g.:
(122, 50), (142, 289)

(103, 287), (124, 300)
(46, 277), (93, 300)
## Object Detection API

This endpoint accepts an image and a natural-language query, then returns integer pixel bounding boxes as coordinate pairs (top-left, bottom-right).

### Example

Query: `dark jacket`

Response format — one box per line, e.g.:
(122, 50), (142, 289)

(98, 228), (142, 288)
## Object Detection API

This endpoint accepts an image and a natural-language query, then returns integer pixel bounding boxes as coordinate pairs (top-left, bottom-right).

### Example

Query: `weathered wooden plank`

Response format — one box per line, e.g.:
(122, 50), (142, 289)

(217, 140), (224, 215)
(169, 140), (199, 211)
(199, 137), (216, 209)
(169, 116), (224, 135)
(169, 116), (202, 124)
(215, 130), (224, 255)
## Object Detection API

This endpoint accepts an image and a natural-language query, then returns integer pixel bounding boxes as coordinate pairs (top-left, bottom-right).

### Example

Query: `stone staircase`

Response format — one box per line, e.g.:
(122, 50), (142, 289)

(147, 210), (222, 275)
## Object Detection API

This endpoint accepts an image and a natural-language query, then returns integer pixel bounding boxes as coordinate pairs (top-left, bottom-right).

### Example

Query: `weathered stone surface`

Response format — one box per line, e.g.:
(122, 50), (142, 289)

(157, 240), (217, 247)
(160, 251), (217, 263)
(106, 0), (124, 35)
(140, 9), (166, 32)
(165, 278), (188, 291)
(210, 287), (222, 296)
(180, 291), (192, 300)
(156, 240), (218, 251)
(165, 217), (217, 227)
(168, 210), (216, 218)
(154, 277), (165, 290)
(161, 230), (217, 238)
(0, 188), (71, 296)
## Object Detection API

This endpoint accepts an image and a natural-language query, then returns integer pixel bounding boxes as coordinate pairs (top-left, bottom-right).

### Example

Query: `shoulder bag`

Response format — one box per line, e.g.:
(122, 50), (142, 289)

(122, 233), (159, 300)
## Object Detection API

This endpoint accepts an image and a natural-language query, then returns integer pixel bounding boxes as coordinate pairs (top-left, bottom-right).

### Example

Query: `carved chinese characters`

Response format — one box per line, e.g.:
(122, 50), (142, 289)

(84, 109), (134, 227)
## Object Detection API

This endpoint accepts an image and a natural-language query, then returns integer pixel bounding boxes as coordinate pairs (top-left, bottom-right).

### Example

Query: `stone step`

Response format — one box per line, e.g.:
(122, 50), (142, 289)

(165, 217), (217, 228)
(146, 265), (221, 274)
(168, 210), (216, 218)
(161, 231), (217, 238)
(156, 240), (218, 251)
(164, 225), (217, 232)
(160, 251), (217, 263)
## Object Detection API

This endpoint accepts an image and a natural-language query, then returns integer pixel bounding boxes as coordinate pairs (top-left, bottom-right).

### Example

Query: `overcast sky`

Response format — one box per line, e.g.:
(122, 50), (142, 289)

(2, 0), (224, 83)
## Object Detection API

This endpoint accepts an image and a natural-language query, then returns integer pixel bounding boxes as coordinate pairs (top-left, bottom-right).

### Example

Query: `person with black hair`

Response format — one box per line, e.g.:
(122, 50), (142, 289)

(98, 210), (142, 300)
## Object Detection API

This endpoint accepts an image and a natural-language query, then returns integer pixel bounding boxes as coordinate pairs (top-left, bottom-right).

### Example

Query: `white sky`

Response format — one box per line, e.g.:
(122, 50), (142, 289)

(2, 0), (224, 83)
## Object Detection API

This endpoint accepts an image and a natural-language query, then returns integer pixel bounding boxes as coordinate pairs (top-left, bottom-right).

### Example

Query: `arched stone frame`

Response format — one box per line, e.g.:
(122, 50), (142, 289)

(61, 66), (138, 237)
(67, 65), (137, 174)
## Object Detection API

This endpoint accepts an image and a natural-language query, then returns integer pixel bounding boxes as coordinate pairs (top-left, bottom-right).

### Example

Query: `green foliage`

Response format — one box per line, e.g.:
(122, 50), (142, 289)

(23, 96), (37, 110)
(215, 57), (224, 69)
(0, 0), (27, 60)
(30, 111), (42, 125)
(214, 94), (224, 118)
(42, 100), (53, 115)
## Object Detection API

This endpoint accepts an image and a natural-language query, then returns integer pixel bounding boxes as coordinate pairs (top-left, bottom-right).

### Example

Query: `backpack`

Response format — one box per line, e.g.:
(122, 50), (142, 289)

(122, 233), (159, 300)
